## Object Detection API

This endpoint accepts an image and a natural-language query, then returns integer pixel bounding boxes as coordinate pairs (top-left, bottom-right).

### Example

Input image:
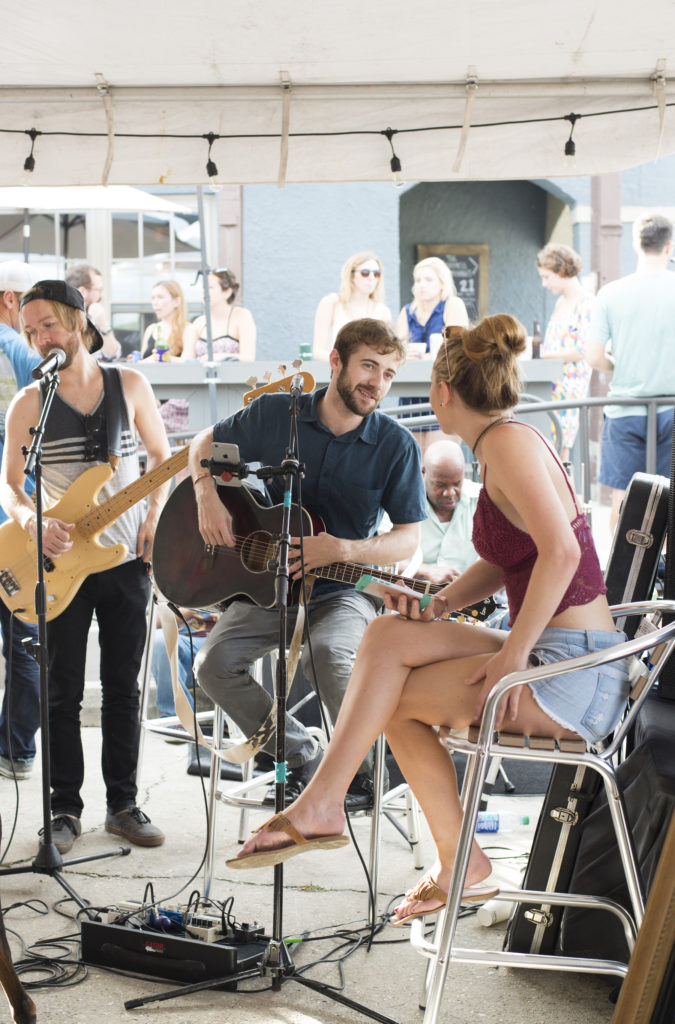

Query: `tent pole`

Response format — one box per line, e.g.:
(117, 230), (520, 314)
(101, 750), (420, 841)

(197, 186), (218, 424)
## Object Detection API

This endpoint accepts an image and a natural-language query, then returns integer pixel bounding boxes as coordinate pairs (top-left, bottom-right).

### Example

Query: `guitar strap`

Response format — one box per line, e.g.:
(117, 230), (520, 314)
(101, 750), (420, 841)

(101, 366), (123, 471)
(156, 577), (315, 764)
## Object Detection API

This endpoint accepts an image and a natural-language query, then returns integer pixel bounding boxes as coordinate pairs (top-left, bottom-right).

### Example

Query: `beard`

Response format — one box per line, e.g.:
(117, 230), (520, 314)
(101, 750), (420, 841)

(335, 366), (381, 418)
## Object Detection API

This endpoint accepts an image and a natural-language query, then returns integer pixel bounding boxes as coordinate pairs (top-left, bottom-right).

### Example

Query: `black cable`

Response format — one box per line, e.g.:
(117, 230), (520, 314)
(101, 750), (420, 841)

(1, 99), (673, 144)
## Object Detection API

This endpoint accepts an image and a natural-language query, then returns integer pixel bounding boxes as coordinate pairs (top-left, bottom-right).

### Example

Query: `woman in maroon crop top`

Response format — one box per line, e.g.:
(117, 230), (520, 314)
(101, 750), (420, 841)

(225, 314), (630, 925)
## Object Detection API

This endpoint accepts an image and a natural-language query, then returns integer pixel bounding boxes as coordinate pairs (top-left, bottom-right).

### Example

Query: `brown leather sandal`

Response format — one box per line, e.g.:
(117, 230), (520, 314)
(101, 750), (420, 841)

(391, 872), (499, 926)
(225, 812), (349, 870)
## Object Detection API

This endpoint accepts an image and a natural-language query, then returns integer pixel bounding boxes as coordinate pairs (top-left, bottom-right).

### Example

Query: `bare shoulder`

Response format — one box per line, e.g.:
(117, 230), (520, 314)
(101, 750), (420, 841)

(7, 380), (40, 420)
(117, 365), (156, 404)
(444, 295), (469, 327)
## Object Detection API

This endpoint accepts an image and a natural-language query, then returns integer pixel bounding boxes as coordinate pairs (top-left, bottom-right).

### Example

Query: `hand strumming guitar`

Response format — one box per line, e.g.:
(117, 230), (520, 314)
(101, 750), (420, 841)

(193, 475), (236, 547)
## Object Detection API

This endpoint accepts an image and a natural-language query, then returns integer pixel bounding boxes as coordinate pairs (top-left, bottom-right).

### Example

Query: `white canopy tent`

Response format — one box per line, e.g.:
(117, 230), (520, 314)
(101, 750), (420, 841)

(2, 1), (675, 186)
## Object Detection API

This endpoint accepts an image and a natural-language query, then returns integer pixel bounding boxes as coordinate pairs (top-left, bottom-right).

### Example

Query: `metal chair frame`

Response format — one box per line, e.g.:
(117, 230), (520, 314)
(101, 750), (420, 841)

(409, 600), (675, 1024)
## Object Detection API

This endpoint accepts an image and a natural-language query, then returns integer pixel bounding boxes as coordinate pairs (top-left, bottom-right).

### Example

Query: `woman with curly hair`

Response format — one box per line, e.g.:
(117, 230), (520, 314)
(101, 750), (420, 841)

(536, 243), (594, 461)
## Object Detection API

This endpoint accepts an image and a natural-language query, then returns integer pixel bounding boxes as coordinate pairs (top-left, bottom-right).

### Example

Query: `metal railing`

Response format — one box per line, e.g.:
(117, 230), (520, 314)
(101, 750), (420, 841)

(386, 393), (675, 507)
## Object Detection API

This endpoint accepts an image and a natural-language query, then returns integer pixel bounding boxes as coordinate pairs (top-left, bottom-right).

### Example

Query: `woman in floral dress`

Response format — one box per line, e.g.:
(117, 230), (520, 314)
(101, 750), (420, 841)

(536, 244), (594, 461)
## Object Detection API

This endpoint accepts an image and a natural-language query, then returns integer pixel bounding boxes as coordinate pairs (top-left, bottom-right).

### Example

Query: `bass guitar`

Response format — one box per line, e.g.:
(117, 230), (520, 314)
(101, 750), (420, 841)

(152, 478), (495, 621)
(0, 446), (189, 624)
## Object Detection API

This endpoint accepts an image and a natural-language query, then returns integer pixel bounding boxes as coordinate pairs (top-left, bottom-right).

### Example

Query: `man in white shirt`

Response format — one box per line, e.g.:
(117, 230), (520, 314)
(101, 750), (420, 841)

(415, 439), (480, 585)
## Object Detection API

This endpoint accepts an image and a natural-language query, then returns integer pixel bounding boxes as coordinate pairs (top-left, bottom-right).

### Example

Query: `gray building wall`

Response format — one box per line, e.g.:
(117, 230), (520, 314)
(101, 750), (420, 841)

(399, 180), (552, 332)
(242, 182), (400, 360)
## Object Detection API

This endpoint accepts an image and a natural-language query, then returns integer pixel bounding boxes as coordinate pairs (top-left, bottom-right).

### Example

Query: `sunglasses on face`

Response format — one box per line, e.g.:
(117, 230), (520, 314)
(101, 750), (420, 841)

(356, 269), (381, 278)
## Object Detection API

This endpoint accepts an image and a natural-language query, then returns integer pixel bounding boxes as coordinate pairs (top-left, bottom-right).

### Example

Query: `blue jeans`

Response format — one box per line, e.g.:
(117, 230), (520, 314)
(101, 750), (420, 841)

(195, 589), (380, 772)
(152, 628), (205, 717)
(0, 601), (40, 761)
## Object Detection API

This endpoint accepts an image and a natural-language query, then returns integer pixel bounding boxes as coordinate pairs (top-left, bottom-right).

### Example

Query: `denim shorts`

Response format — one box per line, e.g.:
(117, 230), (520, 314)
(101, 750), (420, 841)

(599, 410), (674, 490)
(527, 627), (631, 745)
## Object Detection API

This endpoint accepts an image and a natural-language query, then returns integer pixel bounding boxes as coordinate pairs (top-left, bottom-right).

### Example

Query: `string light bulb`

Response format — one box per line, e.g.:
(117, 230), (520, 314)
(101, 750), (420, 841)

(204, 132), (219, 178)
(23, 128), (39, 173)
(383, 127), (405, 187)
(563, 113), (581, 164)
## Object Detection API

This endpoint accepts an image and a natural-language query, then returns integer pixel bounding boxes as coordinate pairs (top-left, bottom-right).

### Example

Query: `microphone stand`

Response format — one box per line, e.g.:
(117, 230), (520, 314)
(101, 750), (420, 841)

(125, 381), (400, 1023)
(0, 366), (130, 913)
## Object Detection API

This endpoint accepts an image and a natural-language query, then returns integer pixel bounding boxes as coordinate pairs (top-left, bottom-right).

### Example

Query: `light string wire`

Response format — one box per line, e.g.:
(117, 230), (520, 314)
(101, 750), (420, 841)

(4, 97), (675, 176)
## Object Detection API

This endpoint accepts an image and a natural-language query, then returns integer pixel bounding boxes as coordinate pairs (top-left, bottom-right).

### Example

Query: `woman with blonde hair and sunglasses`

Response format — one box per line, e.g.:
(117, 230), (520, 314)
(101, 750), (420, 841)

(312, 251), (391, 359)
(183, 268), (256, 362)
(225, 314), (629, 928)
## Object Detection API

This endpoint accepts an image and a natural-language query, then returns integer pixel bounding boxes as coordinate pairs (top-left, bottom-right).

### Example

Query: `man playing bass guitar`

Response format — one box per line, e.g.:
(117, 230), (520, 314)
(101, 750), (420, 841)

(0, 281), (170, 853)
(188, 318), (426, 808)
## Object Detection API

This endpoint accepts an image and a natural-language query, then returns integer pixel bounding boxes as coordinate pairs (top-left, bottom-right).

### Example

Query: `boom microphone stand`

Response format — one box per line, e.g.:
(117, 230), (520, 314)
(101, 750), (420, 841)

(126, 376), (400, 1023)
(0, 364), (130, 912)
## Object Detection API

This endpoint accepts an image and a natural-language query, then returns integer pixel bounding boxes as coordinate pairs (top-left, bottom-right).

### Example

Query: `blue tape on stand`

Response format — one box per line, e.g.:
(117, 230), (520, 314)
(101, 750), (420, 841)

(275, 761), (288, 782)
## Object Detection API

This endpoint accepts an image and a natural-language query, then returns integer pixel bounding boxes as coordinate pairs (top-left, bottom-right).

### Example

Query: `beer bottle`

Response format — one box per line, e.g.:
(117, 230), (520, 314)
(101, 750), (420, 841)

(531, 320), (542, 359)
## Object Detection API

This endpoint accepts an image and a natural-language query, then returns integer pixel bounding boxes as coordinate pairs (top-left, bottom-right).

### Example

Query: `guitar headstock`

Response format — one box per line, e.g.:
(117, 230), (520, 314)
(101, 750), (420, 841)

(447, 596), (498, 624)
(243, 360), (315, 406)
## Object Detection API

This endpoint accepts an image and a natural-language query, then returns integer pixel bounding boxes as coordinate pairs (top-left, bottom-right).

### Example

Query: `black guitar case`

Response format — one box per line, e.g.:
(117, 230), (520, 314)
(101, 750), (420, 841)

(557, 691), (675, 962)
(658, 412), (675, 698)
(504, 472), (670, 956)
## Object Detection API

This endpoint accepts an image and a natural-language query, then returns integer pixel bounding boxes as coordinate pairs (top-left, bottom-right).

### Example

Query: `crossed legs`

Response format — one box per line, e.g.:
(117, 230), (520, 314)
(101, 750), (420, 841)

(234, 611), (585, 919)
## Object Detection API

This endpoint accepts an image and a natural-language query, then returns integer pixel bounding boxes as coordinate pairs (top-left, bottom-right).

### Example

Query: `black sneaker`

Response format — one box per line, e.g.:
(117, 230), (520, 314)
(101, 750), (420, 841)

(262, 747), (323, 806)
(345, 768), (390, 812)
(39, 814), (82, 854)
(105, 807), (165, 847)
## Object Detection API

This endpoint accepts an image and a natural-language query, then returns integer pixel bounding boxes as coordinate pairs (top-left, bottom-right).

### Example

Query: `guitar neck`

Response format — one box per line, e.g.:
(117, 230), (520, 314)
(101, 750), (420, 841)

(78, 446), (190, 538)
(312, 561), (443, 595)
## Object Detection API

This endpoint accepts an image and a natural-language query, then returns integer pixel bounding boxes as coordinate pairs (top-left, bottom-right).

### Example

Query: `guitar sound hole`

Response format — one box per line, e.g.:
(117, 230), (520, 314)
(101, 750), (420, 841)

(241, 531), (275, 574)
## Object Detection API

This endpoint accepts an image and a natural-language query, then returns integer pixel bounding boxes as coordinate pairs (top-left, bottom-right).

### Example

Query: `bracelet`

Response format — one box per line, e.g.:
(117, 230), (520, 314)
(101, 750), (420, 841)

(193, 472), (214, 486)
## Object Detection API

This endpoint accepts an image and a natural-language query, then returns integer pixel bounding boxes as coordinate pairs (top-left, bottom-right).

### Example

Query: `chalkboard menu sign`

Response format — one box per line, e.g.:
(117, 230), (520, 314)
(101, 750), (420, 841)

(416, 244), (489, 324)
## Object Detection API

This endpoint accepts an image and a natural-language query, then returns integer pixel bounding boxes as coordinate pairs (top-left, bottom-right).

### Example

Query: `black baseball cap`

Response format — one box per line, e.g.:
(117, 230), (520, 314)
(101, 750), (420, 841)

(19, 279), (104, 353)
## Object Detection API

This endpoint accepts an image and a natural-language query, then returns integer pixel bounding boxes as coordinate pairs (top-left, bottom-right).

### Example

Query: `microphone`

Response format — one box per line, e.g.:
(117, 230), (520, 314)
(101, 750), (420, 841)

(32, 348), (67, 380)
(289, 374), (304, 398)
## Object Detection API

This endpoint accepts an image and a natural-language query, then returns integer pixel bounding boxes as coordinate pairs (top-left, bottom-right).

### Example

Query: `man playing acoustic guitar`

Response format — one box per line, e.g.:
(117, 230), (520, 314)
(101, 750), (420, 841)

(0, 280), (171, 853)
(188, 318), (426, 808)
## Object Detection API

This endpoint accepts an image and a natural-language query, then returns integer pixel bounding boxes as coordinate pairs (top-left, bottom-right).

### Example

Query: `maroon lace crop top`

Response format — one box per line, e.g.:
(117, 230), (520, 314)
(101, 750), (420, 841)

(472, 423), (606, 625)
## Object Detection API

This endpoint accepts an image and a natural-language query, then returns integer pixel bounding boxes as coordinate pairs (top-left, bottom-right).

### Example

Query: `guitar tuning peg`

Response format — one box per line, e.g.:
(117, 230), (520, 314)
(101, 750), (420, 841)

(277, 364), (287, 375)
(292, 358), (303, 370)
(245, 375), (258, 389)
(263, 371), (272, 383)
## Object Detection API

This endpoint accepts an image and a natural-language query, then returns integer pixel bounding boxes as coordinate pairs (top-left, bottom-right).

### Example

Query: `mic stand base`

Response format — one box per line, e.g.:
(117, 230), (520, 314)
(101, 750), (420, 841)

(124, 940), (402, 1023)
(0, 841), (132, 918)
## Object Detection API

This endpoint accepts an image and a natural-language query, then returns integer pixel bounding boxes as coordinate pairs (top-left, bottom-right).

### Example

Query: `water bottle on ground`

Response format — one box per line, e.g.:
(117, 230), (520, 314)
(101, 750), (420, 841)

(475, 810), (530, 833)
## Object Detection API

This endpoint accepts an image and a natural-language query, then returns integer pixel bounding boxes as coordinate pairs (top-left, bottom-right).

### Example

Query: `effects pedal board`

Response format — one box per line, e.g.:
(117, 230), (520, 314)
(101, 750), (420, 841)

(81, 919), (268, 986)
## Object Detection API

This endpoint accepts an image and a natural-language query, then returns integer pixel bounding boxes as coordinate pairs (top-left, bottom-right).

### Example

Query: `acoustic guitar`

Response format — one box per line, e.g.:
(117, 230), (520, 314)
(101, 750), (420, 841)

(152, 478), (495, 621)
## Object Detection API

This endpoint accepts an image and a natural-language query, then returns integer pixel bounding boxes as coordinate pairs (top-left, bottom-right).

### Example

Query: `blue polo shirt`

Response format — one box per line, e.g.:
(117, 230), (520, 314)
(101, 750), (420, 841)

(212, 387), (426, 596)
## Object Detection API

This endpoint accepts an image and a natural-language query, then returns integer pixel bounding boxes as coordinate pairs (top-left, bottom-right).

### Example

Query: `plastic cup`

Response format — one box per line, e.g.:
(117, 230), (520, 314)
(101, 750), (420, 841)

(429, 333), (443, 358)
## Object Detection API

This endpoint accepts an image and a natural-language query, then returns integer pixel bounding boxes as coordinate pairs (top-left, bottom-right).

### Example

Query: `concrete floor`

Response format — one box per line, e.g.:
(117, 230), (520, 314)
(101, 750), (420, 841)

(0, 727), (621, 1024)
